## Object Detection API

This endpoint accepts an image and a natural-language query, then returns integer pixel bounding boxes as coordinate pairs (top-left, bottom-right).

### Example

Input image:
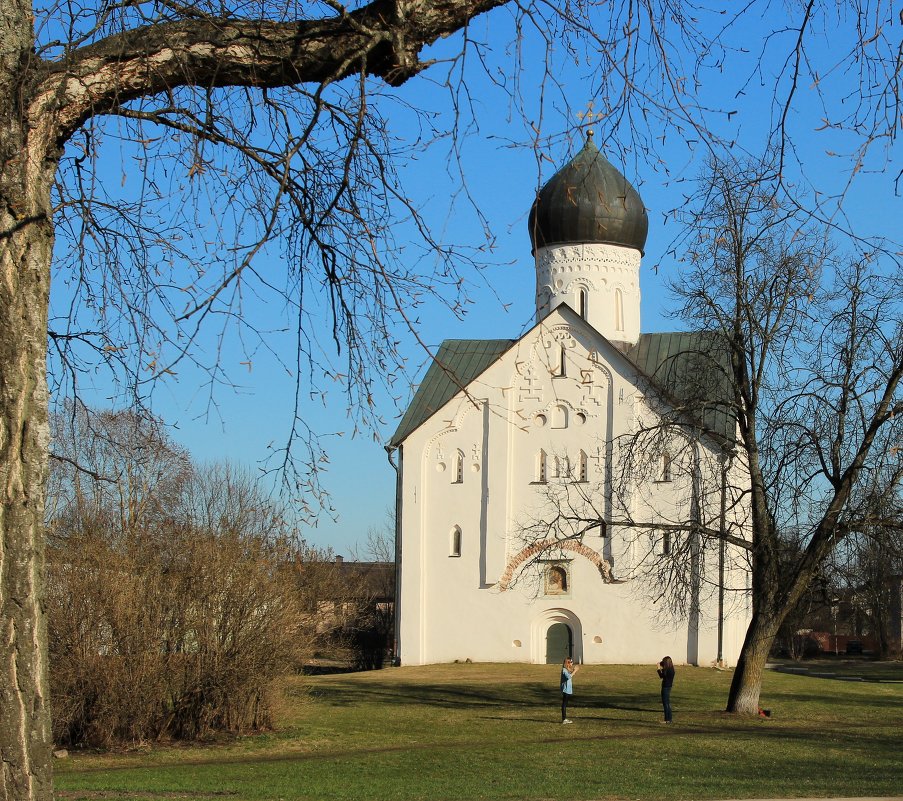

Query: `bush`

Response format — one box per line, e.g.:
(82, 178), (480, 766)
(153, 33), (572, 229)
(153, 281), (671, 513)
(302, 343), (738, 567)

(46, 460), (322, 747)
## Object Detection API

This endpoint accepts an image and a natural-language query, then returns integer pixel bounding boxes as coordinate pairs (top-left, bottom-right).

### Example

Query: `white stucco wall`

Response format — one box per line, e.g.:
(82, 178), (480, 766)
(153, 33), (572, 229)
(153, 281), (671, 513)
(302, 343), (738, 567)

(397, 306), (751, 667)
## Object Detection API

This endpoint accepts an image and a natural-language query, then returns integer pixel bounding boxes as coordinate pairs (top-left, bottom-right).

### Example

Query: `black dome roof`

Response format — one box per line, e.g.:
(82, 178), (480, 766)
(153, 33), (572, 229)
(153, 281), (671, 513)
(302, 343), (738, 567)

(528, 133), (648, 254)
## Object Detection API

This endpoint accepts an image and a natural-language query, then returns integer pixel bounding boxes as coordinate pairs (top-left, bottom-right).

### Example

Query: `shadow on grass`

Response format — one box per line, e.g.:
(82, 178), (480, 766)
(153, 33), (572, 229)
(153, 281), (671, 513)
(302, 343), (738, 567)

(315, 680), (662, 716)
(768, 658), (903, 683)
(316, 680), (546, 709)
(312, 667), (903, 735)
(763, 682), (903, 711)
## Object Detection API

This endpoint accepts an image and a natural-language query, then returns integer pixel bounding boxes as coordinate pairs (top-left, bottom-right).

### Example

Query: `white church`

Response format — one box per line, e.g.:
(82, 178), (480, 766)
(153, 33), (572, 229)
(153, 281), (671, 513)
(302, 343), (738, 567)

(388, 132), (752, 667)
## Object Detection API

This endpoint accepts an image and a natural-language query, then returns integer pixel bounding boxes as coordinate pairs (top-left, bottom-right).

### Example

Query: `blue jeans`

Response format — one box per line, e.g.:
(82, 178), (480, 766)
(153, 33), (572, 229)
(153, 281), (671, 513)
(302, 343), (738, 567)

(661, 686), (672, 722)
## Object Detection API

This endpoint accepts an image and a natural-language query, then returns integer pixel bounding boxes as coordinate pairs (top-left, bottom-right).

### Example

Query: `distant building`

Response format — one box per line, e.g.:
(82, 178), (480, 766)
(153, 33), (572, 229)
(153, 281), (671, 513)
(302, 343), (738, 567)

(301, 556), (395, 670)
(388, 133), (752, 666)
(774, 574), (903, 658)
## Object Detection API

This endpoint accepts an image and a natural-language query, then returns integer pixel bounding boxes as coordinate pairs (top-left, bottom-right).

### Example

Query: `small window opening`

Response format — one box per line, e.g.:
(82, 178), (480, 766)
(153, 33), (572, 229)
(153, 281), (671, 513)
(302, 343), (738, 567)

(614, 288), (624, 332)
(450, 526), (462, 557)
(537, 450), (547, 483)
(453, 450), (464, 484)
(661, 451), (672, 482)
(578, 288), (588, 319)
(578, 450), (588, 482)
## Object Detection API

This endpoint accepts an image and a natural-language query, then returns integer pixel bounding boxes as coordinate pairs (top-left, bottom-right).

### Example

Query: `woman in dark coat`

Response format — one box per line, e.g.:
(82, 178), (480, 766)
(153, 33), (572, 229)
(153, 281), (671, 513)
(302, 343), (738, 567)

(657, 656), (675, 723)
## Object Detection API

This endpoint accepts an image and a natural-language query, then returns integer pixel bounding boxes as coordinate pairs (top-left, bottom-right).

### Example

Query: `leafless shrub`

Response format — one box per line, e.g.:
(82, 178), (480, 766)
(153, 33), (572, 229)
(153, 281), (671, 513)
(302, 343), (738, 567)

(46, 411), (333, 747)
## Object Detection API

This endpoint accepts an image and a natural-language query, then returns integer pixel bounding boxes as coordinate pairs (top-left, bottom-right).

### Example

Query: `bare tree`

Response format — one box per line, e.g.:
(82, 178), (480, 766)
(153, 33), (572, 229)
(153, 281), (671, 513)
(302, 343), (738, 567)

(831, 476), (903, 657)
(357, 507), (396, 563)
(508, 391), (751, 623)
(508, 152), (900, 716)
(670, 154), (903, 714)
(1, 0), (900, 796)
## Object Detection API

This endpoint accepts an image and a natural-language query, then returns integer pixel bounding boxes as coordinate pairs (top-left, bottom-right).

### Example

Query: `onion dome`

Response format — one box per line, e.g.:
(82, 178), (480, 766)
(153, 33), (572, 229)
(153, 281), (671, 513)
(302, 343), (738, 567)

(528, 131), (648, 254)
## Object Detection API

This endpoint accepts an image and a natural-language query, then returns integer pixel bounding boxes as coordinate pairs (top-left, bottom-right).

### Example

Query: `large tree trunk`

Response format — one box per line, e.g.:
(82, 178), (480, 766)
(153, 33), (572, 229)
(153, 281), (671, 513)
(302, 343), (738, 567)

(724, 442), (784, 715)
(726, 607), (782, 714)
(0, 59), (57, 801)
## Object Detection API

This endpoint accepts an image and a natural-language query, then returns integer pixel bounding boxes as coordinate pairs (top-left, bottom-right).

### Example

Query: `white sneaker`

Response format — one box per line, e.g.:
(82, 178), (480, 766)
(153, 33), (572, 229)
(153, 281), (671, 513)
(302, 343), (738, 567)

(562, 719), (573, 724)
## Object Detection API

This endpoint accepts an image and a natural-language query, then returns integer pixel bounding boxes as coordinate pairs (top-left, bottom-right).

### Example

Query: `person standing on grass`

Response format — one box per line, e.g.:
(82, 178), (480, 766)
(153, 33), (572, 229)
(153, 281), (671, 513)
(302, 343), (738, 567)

(657, 656), (675, 723)
(560, 657), (579, 724)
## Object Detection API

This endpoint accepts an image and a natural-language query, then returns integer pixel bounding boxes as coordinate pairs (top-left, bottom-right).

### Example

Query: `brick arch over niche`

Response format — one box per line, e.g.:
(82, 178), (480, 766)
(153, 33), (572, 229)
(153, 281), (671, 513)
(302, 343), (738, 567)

(498, 539), (613, 591)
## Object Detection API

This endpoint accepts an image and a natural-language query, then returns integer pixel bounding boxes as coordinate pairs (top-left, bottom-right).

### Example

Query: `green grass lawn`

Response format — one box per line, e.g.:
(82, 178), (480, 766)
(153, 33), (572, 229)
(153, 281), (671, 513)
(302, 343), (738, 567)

(55, 662), (903, 801)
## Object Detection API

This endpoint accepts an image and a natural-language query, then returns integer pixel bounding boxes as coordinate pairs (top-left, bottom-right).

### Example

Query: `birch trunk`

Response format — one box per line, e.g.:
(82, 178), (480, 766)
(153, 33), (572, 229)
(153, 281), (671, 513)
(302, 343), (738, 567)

(0, 90), (57, 801)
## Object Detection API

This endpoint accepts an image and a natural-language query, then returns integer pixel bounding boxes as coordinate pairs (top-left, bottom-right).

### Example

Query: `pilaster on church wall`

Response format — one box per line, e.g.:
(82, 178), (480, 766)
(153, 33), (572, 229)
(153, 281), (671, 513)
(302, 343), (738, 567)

(415, 359), (519, 596)
(398, 423), (430, 664)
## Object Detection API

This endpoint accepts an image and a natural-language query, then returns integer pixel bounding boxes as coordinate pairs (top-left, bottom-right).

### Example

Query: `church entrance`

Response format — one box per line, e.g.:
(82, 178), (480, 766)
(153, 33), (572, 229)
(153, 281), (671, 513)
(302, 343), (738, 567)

(545, 622), (573, 664)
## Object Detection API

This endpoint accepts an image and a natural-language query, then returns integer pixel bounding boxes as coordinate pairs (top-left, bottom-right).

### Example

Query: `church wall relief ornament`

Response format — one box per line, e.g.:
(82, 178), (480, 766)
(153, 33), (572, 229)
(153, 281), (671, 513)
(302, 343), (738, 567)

(536, 245), (640, 277)
(514, 358), (546, 405)
(530, 398), (584, 424)
(578, 361), (611, 410)
(542, 326), (578, 379)
(427, 427), (459, 472)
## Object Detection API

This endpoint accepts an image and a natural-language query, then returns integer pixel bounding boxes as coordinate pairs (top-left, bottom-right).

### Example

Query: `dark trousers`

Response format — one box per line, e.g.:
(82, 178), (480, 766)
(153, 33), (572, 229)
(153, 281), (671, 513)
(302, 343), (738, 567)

(561, 692), (572, 721)
(661, 686), (672, 722)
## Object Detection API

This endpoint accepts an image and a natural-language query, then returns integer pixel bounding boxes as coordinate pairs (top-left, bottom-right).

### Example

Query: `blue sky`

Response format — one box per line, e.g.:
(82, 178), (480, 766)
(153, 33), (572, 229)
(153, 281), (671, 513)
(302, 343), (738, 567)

(52, 3), (901, 557)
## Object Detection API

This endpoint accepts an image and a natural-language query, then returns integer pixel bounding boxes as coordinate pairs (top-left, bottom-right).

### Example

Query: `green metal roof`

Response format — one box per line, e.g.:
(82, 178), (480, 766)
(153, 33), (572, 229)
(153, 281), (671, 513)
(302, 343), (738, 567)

(627, 331), (735, 441)
(389, 339), (516, 447)
(389, 332), (734, 448)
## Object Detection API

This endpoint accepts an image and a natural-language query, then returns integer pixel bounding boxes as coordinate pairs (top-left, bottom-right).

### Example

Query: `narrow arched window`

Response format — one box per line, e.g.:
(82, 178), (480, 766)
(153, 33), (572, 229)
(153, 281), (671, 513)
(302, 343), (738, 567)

(661, 451), (672, 482)
(537, 450), (547, 483)
(578, 288), (588, 319)
(614, 288), (624, 332)
(450, 526), (462, 557)
(453, 450), (464, 484)
(578, 450), (588, 483)
(558, 344), (567, 377)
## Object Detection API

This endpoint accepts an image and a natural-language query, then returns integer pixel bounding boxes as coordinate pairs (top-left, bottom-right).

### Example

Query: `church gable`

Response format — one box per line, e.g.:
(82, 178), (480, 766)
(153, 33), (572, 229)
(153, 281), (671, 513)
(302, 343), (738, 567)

(390, 306), (732, 469)
(504, 311), (617, 485)
(391, 305), (639, 448)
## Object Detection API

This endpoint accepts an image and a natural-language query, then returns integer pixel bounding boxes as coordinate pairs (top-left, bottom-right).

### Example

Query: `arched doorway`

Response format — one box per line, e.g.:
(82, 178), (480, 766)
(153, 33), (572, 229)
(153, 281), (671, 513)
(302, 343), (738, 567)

(545, 622), (573, 664)
(532, 608), (583, 664)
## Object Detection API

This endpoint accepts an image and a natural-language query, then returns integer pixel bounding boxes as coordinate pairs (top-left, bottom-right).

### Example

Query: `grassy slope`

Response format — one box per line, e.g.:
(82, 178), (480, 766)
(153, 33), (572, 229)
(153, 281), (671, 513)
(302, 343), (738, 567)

(55, 663), (903, 801)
